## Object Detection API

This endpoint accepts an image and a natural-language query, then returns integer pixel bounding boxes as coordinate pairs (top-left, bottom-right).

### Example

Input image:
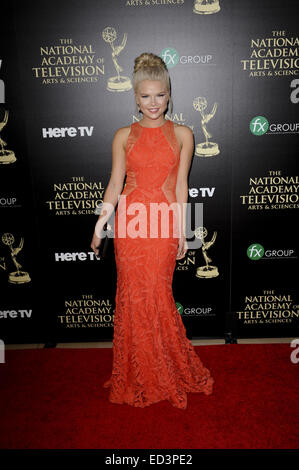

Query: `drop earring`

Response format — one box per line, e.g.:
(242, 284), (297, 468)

(135, 102), (142, 115)
(168, 97), (173, 116)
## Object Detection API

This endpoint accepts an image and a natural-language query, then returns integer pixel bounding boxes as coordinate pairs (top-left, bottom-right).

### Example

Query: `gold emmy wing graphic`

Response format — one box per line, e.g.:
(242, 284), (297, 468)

(193, 97), (220, 157)
(102, 27), (132, 92)
(194, 227), (219, 278)
(0, 110), (16, 164)
(1, 233), (31, 284)
(193, 0), (221, 14)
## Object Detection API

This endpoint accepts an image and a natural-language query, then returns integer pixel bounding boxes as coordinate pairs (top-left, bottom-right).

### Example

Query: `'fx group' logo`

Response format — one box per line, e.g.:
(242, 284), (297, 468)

(247, 244), (265, 260)
(160, 48), (180, 68)
(250, 116), (269, 136)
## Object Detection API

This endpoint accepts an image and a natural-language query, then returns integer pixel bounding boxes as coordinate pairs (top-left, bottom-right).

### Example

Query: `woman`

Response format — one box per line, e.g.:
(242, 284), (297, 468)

(90, 52), (214, 409)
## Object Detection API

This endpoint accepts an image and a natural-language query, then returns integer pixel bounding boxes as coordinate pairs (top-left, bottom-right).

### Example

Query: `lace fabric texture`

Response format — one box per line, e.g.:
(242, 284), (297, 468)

(103, 120), (214, 409)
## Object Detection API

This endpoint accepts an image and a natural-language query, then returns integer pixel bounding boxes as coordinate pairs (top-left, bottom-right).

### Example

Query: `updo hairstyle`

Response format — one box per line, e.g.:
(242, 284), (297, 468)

(133, 52), (173, 116)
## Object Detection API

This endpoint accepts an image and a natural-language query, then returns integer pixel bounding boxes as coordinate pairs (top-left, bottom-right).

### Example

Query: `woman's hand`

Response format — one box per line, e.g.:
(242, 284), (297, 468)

(176, 235), (188, 260)
(90, 231), (102, 257)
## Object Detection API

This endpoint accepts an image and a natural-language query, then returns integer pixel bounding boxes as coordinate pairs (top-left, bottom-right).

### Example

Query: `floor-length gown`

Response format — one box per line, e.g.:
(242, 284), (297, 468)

(103, 119), (214, 409)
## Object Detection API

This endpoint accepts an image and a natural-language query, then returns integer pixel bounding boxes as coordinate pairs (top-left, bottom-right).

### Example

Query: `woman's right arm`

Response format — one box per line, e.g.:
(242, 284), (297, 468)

(90, 127), (127, 256)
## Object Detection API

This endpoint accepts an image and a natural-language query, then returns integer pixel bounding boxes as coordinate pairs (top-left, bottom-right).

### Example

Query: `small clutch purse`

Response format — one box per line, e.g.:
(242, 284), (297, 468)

(96, 222), (114, 260)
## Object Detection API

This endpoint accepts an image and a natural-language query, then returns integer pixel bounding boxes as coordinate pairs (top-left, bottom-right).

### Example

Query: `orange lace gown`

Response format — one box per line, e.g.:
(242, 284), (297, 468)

(103, 119), (214, 409)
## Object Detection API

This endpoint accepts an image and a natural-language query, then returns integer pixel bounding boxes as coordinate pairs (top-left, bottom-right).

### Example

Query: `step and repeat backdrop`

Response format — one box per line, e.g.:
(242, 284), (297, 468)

(0, 0), (298, 344)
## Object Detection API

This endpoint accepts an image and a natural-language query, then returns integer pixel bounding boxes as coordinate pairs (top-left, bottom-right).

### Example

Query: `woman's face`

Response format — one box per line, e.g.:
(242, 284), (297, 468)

(136, 80), (169, 121)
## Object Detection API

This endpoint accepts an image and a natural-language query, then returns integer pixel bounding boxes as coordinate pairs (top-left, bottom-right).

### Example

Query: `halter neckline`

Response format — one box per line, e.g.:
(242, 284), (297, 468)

(136, 120), (169, 129)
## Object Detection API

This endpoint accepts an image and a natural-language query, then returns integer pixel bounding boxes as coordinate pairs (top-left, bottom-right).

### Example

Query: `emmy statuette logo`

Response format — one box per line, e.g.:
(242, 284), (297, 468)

(193, 97), (220, 157)
(194, 227), (219, 278)
(193, 0), (221, 15)
(0, 233), (31, 284)
(0, 110), (16, 164)
(102, 27), (132, 92)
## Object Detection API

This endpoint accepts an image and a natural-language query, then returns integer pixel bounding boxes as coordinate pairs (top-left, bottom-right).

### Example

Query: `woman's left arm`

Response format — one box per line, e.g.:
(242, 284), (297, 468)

(175, 125), (194, 259)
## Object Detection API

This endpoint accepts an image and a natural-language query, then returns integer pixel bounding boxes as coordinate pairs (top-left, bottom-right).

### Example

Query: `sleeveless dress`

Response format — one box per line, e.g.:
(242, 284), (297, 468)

(103, 119), (214, 409)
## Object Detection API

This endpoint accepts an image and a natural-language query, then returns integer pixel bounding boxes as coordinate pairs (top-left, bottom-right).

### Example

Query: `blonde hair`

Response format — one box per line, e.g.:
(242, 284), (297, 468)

(133, 52), (173, 115)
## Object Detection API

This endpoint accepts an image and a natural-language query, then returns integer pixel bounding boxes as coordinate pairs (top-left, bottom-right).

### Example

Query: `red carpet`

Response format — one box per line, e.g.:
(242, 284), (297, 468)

(0, 343), (298, 449)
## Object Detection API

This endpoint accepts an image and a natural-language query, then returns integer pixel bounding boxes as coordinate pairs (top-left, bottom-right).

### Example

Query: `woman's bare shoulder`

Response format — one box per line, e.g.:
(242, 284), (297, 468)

(114, 124), (132, 136)
(173, 122), (193, 135)
(173, 122), (194, 149)
(113, 125), (132, 151)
